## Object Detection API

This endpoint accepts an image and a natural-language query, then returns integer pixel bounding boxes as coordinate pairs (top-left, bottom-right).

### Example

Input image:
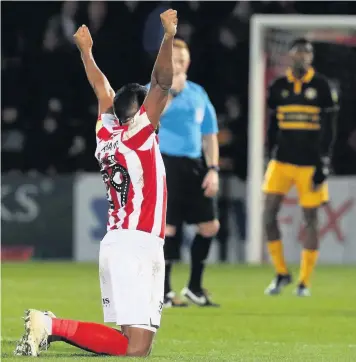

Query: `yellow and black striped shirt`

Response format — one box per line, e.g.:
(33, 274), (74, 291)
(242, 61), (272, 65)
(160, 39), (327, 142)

(267, 67), (338, 165)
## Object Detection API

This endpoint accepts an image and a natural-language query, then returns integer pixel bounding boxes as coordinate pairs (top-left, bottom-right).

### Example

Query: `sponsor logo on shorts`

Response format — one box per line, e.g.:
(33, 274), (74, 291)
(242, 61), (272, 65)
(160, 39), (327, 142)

(158, 301), (163, 314)
(102, 297), (110, 307)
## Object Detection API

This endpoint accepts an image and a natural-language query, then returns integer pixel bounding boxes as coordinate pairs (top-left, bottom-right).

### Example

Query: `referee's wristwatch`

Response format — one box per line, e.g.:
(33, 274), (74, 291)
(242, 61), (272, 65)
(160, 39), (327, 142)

(208, 165), (220, 172)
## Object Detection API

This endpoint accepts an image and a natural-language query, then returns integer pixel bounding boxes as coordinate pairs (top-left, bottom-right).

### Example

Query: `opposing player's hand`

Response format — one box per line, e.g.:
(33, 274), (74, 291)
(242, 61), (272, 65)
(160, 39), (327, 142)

(202, 169), (219, 198)
(73, 25), (93, 53)
(312, 156), (330, 190)
(160, 9), (178, 37)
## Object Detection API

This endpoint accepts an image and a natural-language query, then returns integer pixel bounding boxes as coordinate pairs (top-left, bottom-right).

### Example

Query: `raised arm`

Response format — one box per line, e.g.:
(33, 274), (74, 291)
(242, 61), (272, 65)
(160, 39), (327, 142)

(143, 9), (177, 128)
(73, 25), (115, 115)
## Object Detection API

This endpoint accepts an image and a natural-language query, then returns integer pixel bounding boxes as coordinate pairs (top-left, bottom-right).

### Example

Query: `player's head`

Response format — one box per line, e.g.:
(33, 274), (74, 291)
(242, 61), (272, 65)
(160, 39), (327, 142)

(289, 38), (314, 70)
(113, 83), (147, 125)
(173, 38), (190, 76)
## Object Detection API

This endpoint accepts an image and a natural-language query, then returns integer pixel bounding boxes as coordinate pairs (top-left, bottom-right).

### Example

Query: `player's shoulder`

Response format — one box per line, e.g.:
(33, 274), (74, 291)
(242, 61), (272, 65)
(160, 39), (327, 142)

(312, 71), (332, 87)
(268, 75), (288, 90)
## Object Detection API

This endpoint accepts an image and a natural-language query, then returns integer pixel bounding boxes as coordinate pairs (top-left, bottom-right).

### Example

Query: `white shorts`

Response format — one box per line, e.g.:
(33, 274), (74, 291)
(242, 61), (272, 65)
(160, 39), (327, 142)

(99, 229), (165, 332)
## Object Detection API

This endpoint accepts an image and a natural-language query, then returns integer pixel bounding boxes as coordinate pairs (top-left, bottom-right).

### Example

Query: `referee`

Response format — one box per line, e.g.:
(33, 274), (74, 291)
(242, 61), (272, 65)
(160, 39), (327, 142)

(148, 39), (220, 307)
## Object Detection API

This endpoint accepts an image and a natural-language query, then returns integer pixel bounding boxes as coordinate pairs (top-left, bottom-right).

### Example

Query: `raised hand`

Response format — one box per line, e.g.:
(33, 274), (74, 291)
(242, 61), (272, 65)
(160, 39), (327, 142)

(160, 9), (178, 37)
(73, 25), (93, 53)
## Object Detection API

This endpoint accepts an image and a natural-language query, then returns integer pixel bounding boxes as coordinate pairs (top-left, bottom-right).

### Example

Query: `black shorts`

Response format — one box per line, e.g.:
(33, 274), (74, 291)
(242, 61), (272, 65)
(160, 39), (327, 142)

(162, 154), (218, 226)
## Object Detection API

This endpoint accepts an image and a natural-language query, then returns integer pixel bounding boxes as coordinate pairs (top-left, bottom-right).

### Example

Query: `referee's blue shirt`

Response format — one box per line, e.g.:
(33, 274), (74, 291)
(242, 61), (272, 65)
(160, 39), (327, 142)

(146, 80), (218, 158)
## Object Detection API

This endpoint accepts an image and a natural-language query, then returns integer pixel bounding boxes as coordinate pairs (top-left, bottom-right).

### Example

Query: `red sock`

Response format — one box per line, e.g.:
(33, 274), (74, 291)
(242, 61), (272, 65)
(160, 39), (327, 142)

(52, 318), (128, 356)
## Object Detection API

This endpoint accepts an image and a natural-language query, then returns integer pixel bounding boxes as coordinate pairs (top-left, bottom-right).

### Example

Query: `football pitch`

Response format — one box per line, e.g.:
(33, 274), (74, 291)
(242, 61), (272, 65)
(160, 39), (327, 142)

(2, 263), (356, 361)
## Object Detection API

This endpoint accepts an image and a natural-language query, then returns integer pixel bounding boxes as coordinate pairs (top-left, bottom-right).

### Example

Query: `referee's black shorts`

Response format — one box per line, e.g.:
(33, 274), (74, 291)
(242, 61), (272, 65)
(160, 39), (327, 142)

(162, 154), (218, 226)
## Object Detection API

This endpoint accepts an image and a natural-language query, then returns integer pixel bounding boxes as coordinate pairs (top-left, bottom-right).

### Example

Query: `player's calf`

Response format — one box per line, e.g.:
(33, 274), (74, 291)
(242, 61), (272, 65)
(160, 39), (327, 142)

(302, 207), (319, 250)
(122, 326), (155, 357)
(264, 204), (281, 241)
(297, 208), (320, 294)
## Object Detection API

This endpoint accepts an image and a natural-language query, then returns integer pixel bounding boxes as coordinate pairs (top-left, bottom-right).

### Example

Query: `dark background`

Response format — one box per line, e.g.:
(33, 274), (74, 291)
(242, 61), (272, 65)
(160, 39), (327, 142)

(2, 1), (356, 179)
(2, 1), (356, 261)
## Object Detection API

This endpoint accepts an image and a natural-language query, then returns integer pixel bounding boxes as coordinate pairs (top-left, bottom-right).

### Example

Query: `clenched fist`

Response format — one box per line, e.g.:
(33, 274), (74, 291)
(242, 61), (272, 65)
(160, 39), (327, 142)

(73, 25), (93, 52)
(160, 9), (178, 37)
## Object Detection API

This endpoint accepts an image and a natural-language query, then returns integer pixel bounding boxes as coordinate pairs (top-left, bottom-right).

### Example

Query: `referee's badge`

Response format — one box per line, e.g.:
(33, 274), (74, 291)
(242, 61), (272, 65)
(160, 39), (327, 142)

(305, 88), (317, 100)
(195, 108), (204, 124)
(281, 89), (289, 98)
(331, 89), (338, 103)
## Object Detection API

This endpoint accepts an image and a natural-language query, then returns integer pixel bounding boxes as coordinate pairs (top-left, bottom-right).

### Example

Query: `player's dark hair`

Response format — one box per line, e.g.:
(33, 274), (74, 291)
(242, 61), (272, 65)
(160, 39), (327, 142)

(113, 83), (147, 125)
(289, 38), (313, 52)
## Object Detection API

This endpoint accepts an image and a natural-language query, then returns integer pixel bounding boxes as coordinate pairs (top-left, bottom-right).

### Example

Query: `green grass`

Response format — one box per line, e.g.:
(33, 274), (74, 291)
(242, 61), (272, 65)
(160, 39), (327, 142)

(2, 263), (356, 361)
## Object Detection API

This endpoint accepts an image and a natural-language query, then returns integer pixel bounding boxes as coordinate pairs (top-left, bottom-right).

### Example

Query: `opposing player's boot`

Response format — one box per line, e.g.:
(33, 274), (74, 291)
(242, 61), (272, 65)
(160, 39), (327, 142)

(264, 274), (292, 295)
(294, 283), (311, 297)
(163, 291), (189, 308)
(181, 287), (220, 307)
(14, 309), (53, 356)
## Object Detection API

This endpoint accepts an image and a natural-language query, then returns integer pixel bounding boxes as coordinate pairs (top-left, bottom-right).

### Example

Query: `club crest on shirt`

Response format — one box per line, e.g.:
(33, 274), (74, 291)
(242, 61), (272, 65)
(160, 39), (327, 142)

(281, 89), (289, 98)
(305, 88), (317, 100)
(331, 89), (338, 103)
(195, 108), (204, 124)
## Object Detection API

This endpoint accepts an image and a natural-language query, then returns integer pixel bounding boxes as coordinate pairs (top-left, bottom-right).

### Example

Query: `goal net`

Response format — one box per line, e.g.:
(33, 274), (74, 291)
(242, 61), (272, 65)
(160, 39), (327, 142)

(247, 15), (356, 263)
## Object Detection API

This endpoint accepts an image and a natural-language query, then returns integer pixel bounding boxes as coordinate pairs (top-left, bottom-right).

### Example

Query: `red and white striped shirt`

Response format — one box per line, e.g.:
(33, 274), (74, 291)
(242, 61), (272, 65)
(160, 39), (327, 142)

(95, 106), (167, 240)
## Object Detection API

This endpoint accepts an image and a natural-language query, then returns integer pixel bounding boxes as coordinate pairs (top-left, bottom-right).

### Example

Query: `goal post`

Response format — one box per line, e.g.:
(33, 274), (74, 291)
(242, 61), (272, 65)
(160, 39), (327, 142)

(247, 15), (356, 264)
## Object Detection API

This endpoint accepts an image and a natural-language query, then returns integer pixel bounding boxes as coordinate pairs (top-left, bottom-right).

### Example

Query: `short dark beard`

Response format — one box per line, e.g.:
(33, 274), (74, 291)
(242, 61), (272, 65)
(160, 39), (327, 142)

(292, 64), (308, 79)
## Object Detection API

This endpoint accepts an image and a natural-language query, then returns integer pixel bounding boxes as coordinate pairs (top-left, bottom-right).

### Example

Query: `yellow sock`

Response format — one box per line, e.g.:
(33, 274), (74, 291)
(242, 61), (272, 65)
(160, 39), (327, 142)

(299, 249), (319, 287)
(267, 240), (288, 275)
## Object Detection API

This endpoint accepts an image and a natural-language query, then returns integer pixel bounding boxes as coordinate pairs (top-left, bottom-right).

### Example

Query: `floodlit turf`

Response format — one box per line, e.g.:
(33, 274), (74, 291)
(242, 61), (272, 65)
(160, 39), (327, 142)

(2, 262), (356, 361)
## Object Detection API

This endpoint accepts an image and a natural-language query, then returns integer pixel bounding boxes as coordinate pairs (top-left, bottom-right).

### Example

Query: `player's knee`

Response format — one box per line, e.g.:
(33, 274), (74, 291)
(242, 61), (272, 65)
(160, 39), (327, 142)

(304, 213), (318, 231)
(264, 208), (277, 229)
(198, 219), (220, 238)
(163, 233), (180, 261)
(303, 208), (318, 229)
(165, 224), (176, 237)
(126, 343), (152, 357)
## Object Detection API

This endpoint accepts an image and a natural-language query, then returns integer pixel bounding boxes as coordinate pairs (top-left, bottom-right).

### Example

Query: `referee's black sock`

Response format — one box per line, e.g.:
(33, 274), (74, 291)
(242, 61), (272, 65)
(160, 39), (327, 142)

(164, 235), (181, 295)
(164, 262), (172, 295)
(188, 234), (213, 292)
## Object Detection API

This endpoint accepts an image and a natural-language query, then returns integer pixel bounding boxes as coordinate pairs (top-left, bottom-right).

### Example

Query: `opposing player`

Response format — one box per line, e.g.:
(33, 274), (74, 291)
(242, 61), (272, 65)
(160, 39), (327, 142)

(263, 38), (338, 297)
(14, 9), (177, 357)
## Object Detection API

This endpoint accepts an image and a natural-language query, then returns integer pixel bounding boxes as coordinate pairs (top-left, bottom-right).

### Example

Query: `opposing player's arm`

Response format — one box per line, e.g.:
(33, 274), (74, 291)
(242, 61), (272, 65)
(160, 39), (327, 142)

(320, 79), (339, 158)
(73, 25), (115, 115)
(143, 9), (177, 129)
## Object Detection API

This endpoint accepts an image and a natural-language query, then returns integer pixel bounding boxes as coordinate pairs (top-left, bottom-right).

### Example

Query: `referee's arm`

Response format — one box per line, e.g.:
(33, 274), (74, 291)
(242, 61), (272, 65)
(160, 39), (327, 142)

(203, 134), (219, 168)
(201, 93), (219, 197)
(201, 93), (219, 167)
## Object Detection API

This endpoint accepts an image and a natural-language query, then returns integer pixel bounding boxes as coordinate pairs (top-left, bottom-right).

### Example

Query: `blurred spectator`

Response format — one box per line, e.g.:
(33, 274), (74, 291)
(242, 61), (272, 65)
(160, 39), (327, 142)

(43, 1), (78, 52)
(1, 1), (355, 177)
(143, 3), (169, 56)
